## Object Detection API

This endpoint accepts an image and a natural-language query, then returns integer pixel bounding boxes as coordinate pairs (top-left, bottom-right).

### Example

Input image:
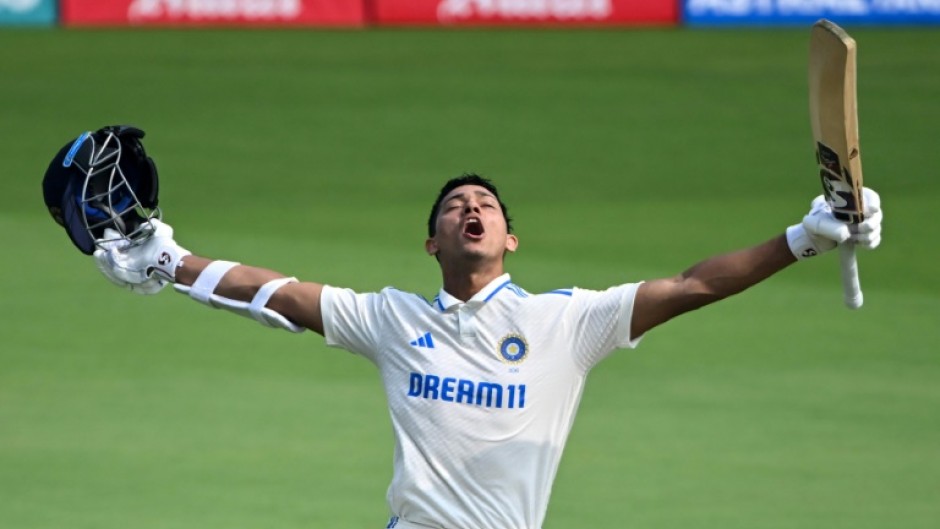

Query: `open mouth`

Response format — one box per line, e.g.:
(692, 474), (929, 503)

(463, 218), (484, 239)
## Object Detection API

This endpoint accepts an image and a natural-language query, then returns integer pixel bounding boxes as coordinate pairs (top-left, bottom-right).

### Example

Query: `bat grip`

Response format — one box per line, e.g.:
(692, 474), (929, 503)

(839, 242), (863, 309)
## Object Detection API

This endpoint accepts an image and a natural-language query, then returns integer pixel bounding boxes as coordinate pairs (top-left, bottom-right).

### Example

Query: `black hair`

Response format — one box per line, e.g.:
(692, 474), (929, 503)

(427, 173), (512, 237)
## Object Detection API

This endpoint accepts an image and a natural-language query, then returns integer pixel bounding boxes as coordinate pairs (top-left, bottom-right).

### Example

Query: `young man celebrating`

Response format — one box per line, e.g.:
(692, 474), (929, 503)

(92, 174), (882, 529)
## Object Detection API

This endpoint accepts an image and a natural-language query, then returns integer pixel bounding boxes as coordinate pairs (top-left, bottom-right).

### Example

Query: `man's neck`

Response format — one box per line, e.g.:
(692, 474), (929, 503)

(440, 262), (506, 302)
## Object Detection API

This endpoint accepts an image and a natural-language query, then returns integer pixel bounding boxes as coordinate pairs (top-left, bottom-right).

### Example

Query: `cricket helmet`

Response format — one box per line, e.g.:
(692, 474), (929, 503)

(43, 125), (160, 255)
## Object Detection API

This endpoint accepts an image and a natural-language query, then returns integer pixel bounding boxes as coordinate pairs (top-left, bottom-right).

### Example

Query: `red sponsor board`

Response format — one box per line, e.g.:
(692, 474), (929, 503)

(373, 0), (678, 25)
(62, 0), (365, 26)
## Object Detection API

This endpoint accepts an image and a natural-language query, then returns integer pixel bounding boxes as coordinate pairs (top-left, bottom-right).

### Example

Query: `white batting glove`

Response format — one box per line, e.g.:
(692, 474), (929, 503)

(786, 187), (882, 260)
(849, 188), (882, 249)
(93, 219), (191, 294)
(93, 236), (166, 295)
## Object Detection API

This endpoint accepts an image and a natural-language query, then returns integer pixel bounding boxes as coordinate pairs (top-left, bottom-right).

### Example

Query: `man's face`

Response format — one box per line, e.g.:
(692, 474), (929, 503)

(426, 184), (518, 264)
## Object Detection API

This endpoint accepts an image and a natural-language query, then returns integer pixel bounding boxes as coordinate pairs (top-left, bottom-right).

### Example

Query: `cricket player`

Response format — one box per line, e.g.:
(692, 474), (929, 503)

(87, 173), (881, 529)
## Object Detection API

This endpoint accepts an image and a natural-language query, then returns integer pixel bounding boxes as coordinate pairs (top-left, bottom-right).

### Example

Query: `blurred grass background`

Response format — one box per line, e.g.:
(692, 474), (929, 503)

(1, 27), (938, 529)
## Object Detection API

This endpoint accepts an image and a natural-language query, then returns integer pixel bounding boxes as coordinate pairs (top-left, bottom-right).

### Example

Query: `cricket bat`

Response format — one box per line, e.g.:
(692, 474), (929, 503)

(808, 19), (865, 309)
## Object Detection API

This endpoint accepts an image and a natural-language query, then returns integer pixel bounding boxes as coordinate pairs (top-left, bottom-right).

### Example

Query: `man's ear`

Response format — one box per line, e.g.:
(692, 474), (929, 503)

(425, 238), (438, 256)
(506, 234), (519, 253)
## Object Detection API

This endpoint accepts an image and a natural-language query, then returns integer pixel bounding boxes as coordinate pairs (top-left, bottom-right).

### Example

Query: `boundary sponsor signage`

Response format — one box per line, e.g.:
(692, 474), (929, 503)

(0, 0), (55, 25)
(684, 0), (940, 25)
(61, 0), (365, 26)
(372, 0), (678, 26)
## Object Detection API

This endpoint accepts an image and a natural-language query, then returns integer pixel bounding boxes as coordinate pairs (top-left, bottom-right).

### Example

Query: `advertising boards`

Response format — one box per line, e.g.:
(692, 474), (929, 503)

(61, 0), (365, 26)
(684, 0), (940, 26)
(372, 0), (679, 26)
(0, 0), (56, 25)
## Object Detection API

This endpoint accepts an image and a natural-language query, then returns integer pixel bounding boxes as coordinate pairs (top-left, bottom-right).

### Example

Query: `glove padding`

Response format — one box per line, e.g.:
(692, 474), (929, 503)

(93, 219), (191, 294)
(94, 233), (167, 294)
(849, 187), (882, 248)
(788, 187), (882, 259)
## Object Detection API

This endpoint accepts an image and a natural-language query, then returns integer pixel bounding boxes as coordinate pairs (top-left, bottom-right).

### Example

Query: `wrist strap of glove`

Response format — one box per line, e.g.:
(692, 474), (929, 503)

(786, 224), (820, 260)
(150, 241), (192, 282)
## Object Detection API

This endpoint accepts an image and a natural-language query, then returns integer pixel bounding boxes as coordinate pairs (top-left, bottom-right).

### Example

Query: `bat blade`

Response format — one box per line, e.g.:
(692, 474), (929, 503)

(808, 19), (865, 309)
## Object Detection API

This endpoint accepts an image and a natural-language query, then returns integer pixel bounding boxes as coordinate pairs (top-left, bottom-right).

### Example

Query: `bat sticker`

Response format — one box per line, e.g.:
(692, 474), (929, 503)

(816, 141), (862, 223)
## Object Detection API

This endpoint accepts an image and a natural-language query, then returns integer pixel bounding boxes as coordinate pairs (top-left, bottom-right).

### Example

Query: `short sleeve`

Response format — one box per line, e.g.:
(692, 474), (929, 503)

(569, 282), (643, 371)
(319, 285), (385, 363)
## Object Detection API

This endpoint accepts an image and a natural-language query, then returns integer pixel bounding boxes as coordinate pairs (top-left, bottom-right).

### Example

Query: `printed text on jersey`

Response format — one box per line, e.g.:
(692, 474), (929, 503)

(408, 372), (526, 409)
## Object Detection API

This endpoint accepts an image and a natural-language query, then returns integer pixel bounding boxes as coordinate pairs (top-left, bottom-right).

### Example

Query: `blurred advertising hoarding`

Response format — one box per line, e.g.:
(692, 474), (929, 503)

(0, 0), (56, 25)
(61, 0), (364, 26)
(372, 0), (679, 26)
(684, 0), (940, 25)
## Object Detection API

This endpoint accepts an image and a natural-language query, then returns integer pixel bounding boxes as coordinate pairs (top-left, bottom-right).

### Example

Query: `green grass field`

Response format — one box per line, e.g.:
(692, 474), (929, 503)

(1, 27), (938, 529)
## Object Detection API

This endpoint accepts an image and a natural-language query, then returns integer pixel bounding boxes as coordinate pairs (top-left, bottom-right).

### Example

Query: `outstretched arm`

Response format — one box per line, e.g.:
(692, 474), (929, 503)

(631, 235), (794, 338)
(93, 223), (326, 335)
(631, 189), (883, 339)
(175, 256), (325, 335)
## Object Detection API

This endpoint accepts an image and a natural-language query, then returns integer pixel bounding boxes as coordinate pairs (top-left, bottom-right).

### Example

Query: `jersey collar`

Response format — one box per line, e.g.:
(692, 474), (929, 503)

(434, 273), (512, 312)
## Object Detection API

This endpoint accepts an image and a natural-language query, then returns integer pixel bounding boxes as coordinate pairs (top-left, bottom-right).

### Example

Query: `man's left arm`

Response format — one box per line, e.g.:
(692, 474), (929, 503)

(630, 188), (882, 339)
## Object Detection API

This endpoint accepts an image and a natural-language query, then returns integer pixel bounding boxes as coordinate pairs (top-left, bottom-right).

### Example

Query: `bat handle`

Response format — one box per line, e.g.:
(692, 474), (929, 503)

(839, 242), (863, 309)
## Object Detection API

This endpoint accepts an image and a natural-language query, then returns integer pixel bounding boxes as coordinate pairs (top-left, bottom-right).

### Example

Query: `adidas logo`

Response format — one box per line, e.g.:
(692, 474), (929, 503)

(409, 332), (435, 349)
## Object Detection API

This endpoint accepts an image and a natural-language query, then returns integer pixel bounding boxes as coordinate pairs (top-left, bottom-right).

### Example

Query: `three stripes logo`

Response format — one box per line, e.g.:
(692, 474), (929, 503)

(410, 332), (435, 349)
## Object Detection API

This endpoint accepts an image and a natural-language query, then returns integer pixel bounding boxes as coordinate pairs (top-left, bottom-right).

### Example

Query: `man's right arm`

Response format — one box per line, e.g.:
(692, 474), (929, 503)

(92, 221), (327, 336)
(175, 255), (326, 335)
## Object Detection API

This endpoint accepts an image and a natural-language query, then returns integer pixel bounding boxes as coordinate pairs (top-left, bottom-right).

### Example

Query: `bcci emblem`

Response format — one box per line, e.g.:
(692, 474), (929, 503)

(497, 334), (529, 364)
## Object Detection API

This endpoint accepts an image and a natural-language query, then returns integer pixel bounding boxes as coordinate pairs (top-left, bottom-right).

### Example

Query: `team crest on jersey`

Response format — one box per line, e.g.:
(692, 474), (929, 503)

(497, 334), (529, 364)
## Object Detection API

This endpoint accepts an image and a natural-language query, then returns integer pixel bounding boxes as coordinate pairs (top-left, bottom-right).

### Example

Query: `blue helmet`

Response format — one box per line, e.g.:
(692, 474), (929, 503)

(43, 125), (160, 255)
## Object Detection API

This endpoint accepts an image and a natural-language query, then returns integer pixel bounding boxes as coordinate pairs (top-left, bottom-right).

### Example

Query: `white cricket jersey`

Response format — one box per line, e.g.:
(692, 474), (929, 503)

(320, 274), (642, 529)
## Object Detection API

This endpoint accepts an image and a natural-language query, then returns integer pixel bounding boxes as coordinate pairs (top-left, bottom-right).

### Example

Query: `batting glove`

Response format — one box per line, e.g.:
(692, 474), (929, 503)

(848, 188), (882, 249)
(787, 187), (882, 260)
(93, 230), (165, 294)
(93, 219), (191, 294)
